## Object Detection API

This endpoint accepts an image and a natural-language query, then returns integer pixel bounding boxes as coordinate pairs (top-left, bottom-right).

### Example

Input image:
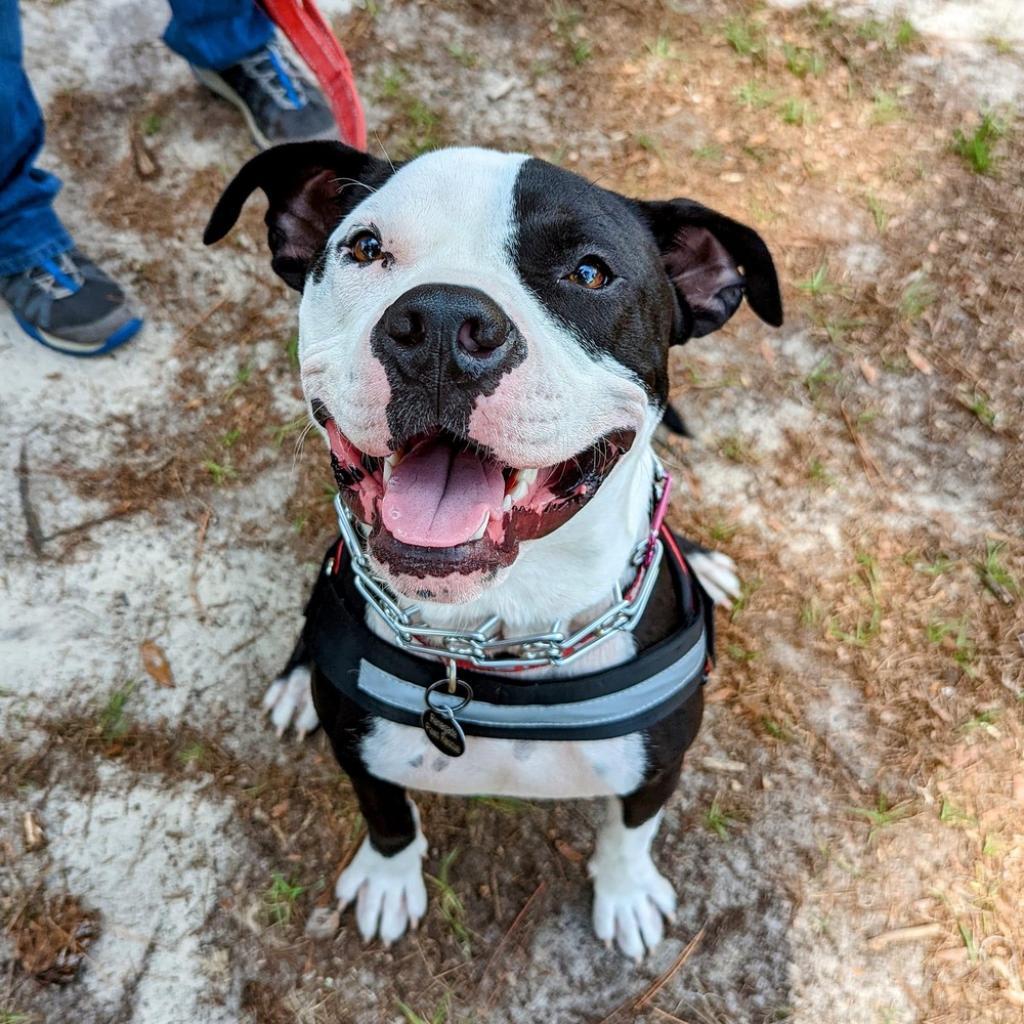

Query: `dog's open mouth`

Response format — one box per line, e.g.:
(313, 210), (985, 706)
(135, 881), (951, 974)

(317, 407), (634, 581)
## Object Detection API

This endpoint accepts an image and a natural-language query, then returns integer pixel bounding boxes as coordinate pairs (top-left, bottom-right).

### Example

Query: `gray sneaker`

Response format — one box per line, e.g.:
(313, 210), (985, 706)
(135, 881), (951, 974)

(192, 40), (337, 149)
(0, 248), (143, 357)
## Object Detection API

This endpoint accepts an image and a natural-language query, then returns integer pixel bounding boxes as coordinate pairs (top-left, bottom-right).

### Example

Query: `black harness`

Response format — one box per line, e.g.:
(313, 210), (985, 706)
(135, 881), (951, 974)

(304, 529), (715, 745)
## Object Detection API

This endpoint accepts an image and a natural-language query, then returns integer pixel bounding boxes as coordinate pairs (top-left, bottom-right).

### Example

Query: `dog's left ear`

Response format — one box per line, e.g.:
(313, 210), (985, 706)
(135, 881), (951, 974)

(204, 141), (394, 291)
(632, 198), (783, 341)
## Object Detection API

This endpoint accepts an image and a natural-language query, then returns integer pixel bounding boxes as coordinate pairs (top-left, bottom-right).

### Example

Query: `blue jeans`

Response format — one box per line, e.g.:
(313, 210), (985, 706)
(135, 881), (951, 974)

(0, 0), (274, 275)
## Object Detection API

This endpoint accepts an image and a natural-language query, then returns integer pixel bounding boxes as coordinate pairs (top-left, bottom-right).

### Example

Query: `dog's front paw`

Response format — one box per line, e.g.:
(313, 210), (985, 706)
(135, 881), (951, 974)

(589, 853), (677, 961)
(337, 830), (428, 945)
(262, 666), (319, 738)
(687, 549), (741, 609)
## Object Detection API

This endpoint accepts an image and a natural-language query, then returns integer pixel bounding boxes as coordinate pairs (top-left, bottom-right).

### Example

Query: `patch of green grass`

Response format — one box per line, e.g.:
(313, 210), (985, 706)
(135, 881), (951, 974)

(926, 618), (977, 675)
(99, 681), (135, 741)
(427, 850), (471, 955)
(870, 90), (901, 125)
(857, 16), (918, 50)
(635, 133), (668, 162)
(829, 553), (883, 648)
(264, 872), (305, 926)
(958, 921), (978, 962)
(735, 80), (776, 109)
(797, 263), (831, 296)
(952, 112), (1006, 175)
(446, 42), (478, 68)
(470, 796), (532, 813)
(718, 433), (757, 463)
(397, 996), (450, 1024)
(781, 98), (812, 125)
(692, 142), (724, 163)
(865, 193), (888, 234)
(704, 798), (739, 840)
(985, 35), (1014, 55)
(960, 709), (1000, 733)
(900, 275), (935, 320)
(570, 38), (592, 65)
(807, 457), (834, 487)
(961, 392), (996, 429)
(762, 717), (789, 741)
(913, 554), (956, 576)
(800, 597), (825, 626)
(783, 43), (825, 78)
(975, 540), (1018, 600)
(0, 1014), (32, 1024)
(140, 113), (162, 136)
(709, 518), (739, 543)
(379, 68), (407, 99)
(647, 34), (681, 61)
(284, 332), (299, 368)
(849, 794), (911, 841)
(803, 355), (840, 399)
(178, 742), (206, 765)
(724, 16), (766, 60)
(726, 643), (758, 662)
(202, 459), (236, 485)
(940, 799), (977, 828)
(730, 578), (761, 621)
(271, 415), (308, 448)
(822, 316), (862, 346)
(220, 427), (241, 449)
(223, 362), (253, 399)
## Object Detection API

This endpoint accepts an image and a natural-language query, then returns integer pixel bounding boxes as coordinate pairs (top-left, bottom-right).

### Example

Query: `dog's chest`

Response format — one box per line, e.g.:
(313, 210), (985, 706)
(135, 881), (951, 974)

(360, 718), (647, 799)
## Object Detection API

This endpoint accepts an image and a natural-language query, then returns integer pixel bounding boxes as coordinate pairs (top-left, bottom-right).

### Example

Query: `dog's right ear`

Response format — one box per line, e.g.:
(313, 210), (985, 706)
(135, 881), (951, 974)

(203, 141), (394, 291)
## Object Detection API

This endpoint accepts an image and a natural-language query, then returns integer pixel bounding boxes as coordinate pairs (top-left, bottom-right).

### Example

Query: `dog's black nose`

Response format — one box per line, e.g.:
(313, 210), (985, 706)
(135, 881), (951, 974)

(381, 284), (512, 374)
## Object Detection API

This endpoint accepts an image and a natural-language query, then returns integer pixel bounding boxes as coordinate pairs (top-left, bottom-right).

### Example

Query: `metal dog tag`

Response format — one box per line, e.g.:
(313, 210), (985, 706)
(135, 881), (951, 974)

(422, 666), (472, 758)
(421, 705), (466, 758)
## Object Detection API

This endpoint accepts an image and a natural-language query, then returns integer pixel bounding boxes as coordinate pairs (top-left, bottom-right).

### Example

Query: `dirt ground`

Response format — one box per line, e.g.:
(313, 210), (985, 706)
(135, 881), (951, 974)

(2, 1), (1023, 1022)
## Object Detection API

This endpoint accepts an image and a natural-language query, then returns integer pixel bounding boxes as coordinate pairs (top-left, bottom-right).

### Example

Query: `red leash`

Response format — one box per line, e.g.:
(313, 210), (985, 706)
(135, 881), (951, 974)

(259, 0), (367, 150)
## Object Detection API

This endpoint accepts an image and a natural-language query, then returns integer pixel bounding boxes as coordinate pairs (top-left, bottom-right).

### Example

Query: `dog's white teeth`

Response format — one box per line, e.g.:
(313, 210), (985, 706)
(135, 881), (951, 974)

(385, 452), (401, 466)
(509, 478), (530, 503)
(382, 460), (393, 484)
(502, 494), (513, 512)
(470, 512), (489, 542)
(519, 468), (539, 487)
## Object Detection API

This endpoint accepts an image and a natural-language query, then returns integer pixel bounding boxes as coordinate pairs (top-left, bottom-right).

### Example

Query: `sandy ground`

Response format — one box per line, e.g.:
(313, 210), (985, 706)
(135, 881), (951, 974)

(1, 1), (1023, 1022)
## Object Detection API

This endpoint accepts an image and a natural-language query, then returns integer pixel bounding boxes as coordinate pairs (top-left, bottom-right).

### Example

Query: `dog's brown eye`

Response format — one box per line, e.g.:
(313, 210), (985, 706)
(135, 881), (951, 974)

(350, 232), (383, 263)
(568, 258), (611, 289)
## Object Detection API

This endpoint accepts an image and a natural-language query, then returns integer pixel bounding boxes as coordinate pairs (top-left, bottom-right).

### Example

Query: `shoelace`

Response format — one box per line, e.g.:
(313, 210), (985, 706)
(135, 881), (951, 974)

(239, 44), (309, 110)
(26, 253), (84, 300)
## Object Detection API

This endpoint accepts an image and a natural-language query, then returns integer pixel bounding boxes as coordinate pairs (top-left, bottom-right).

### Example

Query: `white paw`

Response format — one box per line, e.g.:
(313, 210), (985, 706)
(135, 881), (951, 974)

(687, 549), (741, 609)
(589, 853), (677, 961)
(336, 825), (428, 945)
(262, 666), (319, 738)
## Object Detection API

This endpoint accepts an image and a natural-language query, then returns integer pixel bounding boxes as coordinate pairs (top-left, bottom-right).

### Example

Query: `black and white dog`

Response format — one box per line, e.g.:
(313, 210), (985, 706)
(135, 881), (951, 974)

(205, 142), (781, 960)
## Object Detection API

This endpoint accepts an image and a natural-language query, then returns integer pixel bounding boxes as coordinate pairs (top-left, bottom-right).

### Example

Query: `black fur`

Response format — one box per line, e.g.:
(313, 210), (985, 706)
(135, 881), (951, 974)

(203, 141), (394, 291)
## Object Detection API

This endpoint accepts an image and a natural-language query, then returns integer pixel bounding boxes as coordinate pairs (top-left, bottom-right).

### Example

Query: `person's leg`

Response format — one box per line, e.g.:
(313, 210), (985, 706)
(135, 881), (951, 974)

(0, 0), (72, 278)
(163, 0), (337, 149)
(0, 0), (142, 355)
(163, 0), (273, 71)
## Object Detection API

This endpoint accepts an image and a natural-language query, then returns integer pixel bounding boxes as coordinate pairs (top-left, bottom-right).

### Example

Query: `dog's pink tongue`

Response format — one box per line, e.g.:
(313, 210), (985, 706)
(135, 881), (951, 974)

(381, 438), (505, 548)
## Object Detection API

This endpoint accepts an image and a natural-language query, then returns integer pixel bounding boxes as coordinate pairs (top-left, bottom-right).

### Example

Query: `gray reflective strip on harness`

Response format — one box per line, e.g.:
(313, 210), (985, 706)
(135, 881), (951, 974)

(356, 625), (707, 733)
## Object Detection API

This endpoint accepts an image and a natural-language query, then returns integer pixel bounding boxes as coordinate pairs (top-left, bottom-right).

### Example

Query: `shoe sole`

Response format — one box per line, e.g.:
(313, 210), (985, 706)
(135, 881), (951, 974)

(192, 66), (338, 150)
(14, 313), (143, 357)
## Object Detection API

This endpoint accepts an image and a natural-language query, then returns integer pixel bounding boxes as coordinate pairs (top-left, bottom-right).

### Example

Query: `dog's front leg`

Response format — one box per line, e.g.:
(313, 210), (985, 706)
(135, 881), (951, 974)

(336, 773), (428, 945)
(588, 765), (681, 961)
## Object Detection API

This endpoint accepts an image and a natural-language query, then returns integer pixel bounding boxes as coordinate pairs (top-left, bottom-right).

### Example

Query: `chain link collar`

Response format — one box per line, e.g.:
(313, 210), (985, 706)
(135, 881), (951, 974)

(331, 456), (672, 671)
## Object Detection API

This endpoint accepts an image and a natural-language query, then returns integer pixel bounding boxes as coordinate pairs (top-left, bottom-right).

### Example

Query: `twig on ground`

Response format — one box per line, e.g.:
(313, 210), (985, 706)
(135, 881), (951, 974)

(18, 440), (46, 558)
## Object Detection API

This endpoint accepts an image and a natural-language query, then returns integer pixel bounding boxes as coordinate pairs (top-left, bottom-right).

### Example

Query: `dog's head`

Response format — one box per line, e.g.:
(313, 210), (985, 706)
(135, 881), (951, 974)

(206, 143), (781, 603)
